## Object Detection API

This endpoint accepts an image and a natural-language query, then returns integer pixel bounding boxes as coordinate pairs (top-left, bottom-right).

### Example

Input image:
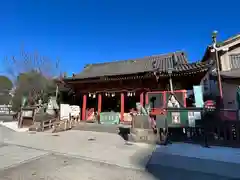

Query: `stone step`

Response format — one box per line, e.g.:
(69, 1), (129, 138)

(72, 123), (120, 134)
(129, 128), (158, 144)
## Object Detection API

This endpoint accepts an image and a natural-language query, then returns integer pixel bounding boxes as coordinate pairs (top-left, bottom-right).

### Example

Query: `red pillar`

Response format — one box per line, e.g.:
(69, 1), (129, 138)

(145, 92), (149, 105)
(140, 92), (144, 106)
(82, 94), (87, 121)
(120, 92), (124, 122)
(98, 94), (102, 121)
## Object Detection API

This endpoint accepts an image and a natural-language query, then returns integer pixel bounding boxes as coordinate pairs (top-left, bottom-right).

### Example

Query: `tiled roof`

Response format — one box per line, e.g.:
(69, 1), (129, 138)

(73, 51), (187, 79)
(174, 60), (213, 73)
(216, 34), (240, 47)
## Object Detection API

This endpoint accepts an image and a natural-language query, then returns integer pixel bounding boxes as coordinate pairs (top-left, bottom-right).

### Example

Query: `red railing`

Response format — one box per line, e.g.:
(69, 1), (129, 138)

(150, 108), (166, 115)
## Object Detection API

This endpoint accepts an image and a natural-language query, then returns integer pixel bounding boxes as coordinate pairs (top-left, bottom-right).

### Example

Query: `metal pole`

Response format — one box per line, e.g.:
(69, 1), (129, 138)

(215, 50), (223, 99)
(168, 68), (174, 93)
(169, 75), (173, 93)
(55, 85), (59, 98)
(212, 31), (223, 100)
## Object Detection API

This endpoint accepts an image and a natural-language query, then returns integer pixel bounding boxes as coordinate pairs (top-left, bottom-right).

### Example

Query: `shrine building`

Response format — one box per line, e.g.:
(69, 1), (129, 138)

(61, 51), (213, 124)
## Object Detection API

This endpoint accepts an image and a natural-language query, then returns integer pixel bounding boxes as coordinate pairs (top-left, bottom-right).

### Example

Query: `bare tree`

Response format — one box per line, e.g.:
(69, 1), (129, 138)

(4, 46), (60, 82)
(3, 47), (61, 111)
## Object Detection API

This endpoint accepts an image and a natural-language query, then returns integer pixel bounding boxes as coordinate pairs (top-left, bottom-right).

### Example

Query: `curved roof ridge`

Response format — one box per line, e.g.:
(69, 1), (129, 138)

(83, 51), (186, 67)
(73, 51), (188, 79)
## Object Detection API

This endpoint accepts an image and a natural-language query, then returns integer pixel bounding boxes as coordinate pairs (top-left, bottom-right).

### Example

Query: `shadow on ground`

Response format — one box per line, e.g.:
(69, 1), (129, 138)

(146, 163), (237, 180)
(131, 143), (239, 180)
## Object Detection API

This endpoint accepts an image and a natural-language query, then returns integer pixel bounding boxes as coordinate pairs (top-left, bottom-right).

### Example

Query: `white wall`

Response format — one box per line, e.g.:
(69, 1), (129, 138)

(220, 42), (240, 71)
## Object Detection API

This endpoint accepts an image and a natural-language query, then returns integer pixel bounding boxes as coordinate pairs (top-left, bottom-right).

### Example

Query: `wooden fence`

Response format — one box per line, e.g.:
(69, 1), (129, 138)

(165, 107), (240, 147)
(174, 120), (240, 148)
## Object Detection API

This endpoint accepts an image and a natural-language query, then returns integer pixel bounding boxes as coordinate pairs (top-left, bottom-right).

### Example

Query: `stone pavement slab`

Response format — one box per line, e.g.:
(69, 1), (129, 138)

(0, 144), (48, 170)
(0, 121), (28, 132)
(0, 152), (235, 180)
(2, 125), (240, 179)
(155, 143), (240, 164)
(148, 143), (240, 178)
(146, 163), (232, 180)
(3, 130), (154, 170)
(149, 151), (240, 179)
(0, 154), (157, 180)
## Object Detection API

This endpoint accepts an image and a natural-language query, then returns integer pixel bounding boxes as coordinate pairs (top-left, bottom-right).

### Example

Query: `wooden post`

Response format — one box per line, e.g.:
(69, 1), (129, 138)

(98, 94), (102, 122)
(82, 94), (87, 121)
(140, 92), (144, 106)
(121, 93), (124, 122)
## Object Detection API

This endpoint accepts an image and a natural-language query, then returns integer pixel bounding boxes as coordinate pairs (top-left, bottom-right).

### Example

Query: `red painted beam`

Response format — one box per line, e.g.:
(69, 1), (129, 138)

(120, 93), (124, 122)
(82, 94), (87, 121)
(145, 92), (149, 105)
(98, 94), (102, 121)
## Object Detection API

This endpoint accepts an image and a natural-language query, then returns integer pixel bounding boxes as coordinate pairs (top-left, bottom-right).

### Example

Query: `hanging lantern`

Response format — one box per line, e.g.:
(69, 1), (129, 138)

(112, 93), (115, 97)
(89, 93), (91, 97)
(105, 93), (108, 96)
(127, 92), (130, 96)
(93, 94), (96, 98)
(133, 92), (135, 96)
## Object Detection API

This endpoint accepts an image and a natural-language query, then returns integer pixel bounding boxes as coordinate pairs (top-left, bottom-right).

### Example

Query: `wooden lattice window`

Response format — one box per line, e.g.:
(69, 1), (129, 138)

(230, 54), (240, 69)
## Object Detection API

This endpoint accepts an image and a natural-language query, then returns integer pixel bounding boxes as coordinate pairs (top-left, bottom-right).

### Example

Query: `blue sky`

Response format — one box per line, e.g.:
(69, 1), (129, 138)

(0, 0), (239, 76)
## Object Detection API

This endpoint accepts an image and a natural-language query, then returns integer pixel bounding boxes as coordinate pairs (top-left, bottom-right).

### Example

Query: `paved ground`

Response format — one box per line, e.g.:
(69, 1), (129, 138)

(0, 149), (157, 180)
(1, 124), (240, 180)
(0, 115), (14, 122)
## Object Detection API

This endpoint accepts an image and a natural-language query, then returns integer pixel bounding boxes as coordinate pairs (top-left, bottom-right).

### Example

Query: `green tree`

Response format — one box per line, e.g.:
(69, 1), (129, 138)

(0, 76), (13, 90)
(0, 76), (13, 105)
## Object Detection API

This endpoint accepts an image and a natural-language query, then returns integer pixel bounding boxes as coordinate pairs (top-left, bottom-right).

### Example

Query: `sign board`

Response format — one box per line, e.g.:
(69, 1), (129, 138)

(188, 111), (201, 127)
(22, 110), (33, 118)
(172, 112), (180, 124)
(60, 104), (71, 121)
